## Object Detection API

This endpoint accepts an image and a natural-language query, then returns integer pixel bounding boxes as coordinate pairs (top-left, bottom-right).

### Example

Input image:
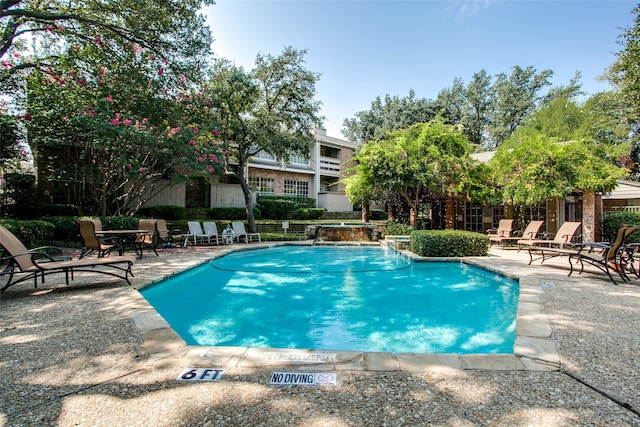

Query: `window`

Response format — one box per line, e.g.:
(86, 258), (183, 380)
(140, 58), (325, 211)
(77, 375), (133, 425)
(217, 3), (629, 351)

(252, 149), (277, 161)
(284, 180), (309, 197)
(289, 153), (309, 166)
(248, 176), (274, 194)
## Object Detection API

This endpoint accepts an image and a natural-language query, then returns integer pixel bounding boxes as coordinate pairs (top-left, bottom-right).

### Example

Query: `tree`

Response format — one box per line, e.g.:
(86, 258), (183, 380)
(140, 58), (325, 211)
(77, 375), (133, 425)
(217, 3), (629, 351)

(613, 4), (640, 131)
(344, 120), (474, 227)
(1, 0), (214, 92)
(487, 65), (554, 148)
(25, 41), (223, 215)
(490, 135), (627, 207)
(208, 47), (322, 232)
(462, 70), (493, 147)
(341, 90), (438, 145)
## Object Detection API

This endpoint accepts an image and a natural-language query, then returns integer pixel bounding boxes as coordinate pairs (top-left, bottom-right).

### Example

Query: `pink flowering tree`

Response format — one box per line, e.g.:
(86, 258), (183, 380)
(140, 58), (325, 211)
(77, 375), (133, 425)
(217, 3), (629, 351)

(0, 1), (214, 101)
(26, 40), (222, 216)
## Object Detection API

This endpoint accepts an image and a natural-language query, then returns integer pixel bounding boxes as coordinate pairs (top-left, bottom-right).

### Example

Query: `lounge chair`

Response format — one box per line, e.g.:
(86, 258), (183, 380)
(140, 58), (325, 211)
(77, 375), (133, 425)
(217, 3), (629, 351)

(523, 221), (583, 264)
(79, 218), (122, 259)
(0, 224), (135, 293)
(488, 219), (514, 246)
(496, 220), (544, 247)
(232, 221), (261, 243)
(569, 225), (638, 285)
(202, 222), (220, 245)
(184, 221), (213, 246)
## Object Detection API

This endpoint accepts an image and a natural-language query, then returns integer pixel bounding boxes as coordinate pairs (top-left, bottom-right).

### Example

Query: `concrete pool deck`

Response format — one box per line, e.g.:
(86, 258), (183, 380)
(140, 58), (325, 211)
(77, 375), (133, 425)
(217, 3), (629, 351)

(1, 242), (639, 425)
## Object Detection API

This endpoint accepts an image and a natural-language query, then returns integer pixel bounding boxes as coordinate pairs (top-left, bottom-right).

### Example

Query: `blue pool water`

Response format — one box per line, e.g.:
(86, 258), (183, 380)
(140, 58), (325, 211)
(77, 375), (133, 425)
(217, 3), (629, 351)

(140, 246), (519, 354)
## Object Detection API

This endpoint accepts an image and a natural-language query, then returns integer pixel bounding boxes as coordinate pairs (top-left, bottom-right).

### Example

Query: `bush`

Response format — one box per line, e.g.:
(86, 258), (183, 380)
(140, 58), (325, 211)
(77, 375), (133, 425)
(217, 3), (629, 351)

(0, 219), (55, 247)
(99, 216), (139, 230)
(46, 216), (80, 240)
(258, 194), (315, 208)
(410, 230), (489, 257)
(370, 209), (387, 220)
(385, 221), (413, 236)
(295, 208), (325, 220)
(257, 198), (297, 219)
(603, 212), (640, 243)
(137, 205), (186, 220)
(207, 207), (247, 220)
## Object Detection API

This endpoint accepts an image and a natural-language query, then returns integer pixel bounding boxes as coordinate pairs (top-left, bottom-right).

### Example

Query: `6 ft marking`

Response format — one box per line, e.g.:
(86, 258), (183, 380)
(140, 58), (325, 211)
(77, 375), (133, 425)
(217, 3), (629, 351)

(177, 368), (224, 382)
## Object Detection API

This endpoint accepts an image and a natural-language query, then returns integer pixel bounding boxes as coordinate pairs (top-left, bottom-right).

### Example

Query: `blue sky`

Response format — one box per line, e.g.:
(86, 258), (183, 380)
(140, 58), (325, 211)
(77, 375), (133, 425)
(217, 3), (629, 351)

(204, 0), (637, 140)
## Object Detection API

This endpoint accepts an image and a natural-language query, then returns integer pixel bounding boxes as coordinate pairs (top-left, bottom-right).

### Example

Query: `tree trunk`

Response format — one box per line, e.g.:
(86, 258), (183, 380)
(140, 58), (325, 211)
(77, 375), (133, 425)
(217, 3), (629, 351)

(238, 177), (256, 232)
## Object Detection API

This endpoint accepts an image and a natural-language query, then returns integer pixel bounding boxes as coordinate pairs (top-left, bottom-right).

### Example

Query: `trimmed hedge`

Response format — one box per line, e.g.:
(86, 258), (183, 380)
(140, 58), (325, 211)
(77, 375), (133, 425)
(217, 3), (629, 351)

(207, 207), (247, 220)
(137, 205), (186, 220)
(0, 219), (55, 248)
(296, 208), (325, 220)
(603, 212), (640, 243)
(410, 230), (489, 257)
(385, 221), (413, 236)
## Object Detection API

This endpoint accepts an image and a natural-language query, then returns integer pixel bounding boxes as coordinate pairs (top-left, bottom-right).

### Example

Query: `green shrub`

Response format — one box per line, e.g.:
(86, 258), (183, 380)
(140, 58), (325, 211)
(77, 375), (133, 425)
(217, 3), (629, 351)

(410, 230), (489, 257)
(46, 216), (80, 240)
(385, 221), (413, 236)
(99, 216), (139, 230)
(296, 208), (325, 220)
(258, 194), (315, 208)
(207, 207), (247, 220)
(137, 205), (186, 220)
(603, 212), (640, 243)
(370, 209), (387, 220)
(0, 219), (55, 247)
(257, 199), (297, 219)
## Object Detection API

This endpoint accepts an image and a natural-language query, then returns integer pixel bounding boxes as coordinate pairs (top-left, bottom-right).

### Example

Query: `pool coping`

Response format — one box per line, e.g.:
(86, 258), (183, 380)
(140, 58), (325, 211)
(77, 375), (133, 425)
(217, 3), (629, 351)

(130, 243), (560, 373)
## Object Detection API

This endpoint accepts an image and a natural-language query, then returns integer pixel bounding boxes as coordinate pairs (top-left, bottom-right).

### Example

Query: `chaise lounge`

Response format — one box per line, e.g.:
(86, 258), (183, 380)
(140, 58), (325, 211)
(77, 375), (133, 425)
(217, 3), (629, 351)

(569, 224), (638, 285)
(0, 224), (136, 293)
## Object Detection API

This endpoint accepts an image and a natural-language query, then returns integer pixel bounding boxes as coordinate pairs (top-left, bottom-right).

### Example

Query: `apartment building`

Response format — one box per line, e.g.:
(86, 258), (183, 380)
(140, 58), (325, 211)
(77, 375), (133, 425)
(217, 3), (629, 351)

(159, 128), (360, 211)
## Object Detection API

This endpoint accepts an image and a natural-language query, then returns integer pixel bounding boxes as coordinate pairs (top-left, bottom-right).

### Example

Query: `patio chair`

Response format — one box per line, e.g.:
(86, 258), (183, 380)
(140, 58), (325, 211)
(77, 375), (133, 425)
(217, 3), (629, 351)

(136, 219), (159, 256)
(0, 224), (135, 293)
(156, 219), (181, 248)
(184, 221), (213, 246)
(488, 219), (514, 246)
(202, 222), (220, 245)
(569, 224), (638, 285)
(496, 220), (544, 248)
(232, 221), (261, 243)
(79, 218), (122, 259)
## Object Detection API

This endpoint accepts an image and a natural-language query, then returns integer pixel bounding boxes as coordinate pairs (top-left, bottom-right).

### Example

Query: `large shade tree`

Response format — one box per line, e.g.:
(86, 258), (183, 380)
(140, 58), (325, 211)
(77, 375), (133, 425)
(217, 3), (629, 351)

(207, 47), (323, 232)
(344, 120), (474, 227)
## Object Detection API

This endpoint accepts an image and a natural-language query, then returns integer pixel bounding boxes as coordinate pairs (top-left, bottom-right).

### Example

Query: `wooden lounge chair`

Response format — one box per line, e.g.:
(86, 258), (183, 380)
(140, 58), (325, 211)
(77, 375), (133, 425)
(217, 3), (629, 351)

(232, 221), (261, 243)
(569, 225), (638, 285)
(0, 224), (135, 293)
(488, 219), (514, 246)
(497, 220), (544, 248)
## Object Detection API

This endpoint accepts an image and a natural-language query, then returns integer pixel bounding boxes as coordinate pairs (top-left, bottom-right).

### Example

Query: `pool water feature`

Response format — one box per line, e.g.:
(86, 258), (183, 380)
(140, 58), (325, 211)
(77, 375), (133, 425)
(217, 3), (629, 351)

(140, 246), (519, 354)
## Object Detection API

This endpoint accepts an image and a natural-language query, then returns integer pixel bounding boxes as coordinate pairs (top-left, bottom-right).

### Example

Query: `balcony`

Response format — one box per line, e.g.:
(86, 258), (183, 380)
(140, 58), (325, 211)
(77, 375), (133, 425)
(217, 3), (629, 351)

(319, 156), (341, 176)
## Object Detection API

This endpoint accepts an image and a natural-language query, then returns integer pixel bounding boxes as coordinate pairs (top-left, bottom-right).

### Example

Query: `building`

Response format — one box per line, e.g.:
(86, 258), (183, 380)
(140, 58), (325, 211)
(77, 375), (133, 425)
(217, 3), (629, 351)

(148, 128), (359, 212)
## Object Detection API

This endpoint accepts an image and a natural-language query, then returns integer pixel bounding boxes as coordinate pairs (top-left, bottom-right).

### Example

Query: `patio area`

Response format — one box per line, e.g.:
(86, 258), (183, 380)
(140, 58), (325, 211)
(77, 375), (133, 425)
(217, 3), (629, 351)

(1, 242), (639, 425)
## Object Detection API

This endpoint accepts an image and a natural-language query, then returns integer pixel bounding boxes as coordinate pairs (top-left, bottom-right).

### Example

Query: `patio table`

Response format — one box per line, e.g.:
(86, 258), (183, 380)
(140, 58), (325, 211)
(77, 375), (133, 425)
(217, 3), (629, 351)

(96, 229), (149, 258)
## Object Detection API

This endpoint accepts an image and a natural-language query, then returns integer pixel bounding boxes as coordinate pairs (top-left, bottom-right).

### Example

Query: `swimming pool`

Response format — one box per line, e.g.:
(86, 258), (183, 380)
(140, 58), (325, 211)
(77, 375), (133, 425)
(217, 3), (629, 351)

(140, 246), (519, 354)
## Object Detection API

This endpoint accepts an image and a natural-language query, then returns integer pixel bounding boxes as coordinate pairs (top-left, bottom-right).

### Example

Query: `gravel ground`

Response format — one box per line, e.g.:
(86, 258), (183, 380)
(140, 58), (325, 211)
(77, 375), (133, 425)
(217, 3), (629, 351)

(1, 243), (639, 426)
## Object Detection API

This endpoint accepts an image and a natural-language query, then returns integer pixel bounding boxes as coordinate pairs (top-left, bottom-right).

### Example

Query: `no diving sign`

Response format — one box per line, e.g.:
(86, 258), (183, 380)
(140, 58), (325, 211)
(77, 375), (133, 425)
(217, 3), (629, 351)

(270, 371), (337, 386)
